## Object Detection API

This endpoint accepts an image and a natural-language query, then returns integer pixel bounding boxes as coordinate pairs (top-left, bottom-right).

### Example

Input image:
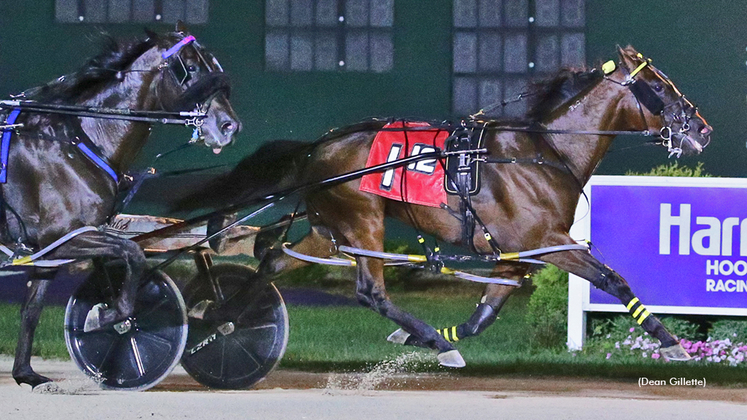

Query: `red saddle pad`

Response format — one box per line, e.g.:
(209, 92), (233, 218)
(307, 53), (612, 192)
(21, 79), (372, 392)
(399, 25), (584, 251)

(359, 121), (449, 207)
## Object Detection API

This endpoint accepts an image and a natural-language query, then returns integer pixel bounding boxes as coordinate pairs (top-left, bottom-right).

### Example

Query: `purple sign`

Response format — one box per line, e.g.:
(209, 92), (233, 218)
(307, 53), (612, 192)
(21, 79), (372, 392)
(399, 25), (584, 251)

(589, 183), (747, 309)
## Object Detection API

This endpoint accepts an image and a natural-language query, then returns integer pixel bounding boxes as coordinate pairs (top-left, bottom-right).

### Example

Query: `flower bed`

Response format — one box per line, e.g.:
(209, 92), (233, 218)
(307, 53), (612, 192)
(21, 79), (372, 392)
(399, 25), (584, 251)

(600, 326), (747, 366)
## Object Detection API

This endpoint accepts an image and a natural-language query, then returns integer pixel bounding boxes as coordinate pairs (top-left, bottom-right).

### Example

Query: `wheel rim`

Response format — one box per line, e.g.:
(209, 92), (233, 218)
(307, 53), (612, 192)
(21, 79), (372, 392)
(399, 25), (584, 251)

(64, 268), (187, 391)
(181, 264), (288, 389)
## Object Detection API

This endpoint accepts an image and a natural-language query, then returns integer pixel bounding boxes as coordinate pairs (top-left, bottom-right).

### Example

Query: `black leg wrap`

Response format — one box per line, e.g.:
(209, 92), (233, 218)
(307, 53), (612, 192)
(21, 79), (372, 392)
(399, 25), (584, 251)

(403, 301), (503, 347)
(592, 265), (623, 293)
(596, 267), (679, 349)
(456, 303), (499, 339)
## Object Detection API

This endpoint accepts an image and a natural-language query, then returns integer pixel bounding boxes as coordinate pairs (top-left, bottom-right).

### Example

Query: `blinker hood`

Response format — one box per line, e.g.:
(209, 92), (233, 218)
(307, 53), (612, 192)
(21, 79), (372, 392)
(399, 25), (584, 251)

(167, 72), (231, 112)
(628, 79), (665, 115)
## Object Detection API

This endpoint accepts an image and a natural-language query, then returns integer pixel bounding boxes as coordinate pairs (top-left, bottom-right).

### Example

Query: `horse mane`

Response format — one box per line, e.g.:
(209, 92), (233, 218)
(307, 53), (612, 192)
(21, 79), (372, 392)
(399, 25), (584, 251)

(316, 118), (389, 143)
(22, 33), (157, 102)
(525, 67), (603, 121)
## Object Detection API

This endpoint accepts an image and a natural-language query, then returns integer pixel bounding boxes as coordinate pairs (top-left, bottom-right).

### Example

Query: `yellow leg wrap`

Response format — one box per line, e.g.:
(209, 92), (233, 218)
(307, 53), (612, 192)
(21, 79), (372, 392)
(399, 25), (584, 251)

(632, 305), (645, 318)
(437, 327), (459, 342)
(637, 310), (651, 325)
(626, 297), (640, 311)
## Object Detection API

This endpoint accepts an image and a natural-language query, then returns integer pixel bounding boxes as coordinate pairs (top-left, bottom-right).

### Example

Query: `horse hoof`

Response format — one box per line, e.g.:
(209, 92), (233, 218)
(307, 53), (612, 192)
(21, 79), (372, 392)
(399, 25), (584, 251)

(437, 350), (466, 368)
(387, 328), (411, 345)
(187, 299), (214, 320)
(32, 381), (61, 393)
(84, 303), (117, 332)
(14, 372), (52, 389)
(660, 344), (692, 361)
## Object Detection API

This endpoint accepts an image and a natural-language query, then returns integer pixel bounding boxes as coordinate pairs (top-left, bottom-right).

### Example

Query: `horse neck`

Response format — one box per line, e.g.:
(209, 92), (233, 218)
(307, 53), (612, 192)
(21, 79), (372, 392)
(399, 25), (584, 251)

(78, 48), (163, 171)
(540, 79), (637, 185)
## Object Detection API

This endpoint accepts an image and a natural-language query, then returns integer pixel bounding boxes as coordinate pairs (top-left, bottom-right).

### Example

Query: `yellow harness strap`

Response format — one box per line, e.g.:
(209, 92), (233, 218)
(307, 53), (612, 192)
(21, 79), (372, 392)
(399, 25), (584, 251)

(629, 55), (652, 79)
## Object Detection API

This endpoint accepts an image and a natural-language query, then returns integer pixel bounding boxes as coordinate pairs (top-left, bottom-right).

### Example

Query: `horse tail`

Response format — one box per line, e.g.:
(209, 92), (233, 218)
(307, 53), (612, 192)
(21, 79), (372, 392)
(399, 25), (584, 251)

(173, 140), (312, 213)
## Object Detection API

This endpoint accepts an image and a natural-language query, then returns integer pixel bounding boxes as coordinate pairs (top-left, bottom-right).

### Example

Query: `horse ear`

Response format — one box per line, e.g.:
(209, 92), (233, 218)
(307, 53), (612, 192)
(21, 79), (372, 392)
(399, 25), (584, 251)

(616, 44), (626, 58)
(144, 27), (158, 40)
(617, 45), (639, 69)
(175, 20), (189, 33)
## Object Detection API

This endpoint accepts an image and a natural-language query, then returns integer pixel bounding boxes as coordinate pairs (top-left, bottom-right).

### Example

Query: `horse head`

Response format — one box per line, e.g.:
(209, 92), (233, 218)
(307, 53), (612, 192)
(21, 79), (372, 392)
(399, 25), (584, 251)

(151, 23), (241, 153)
(616, 46), (712, 157)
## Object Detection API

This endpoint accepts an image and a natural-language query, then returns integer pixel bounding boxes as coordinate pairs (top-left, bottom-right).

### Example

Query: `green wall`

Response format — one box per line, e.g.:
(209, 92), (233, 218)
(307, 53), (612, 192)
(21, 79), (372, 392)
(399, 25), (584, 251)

(1, 1), (745, 178)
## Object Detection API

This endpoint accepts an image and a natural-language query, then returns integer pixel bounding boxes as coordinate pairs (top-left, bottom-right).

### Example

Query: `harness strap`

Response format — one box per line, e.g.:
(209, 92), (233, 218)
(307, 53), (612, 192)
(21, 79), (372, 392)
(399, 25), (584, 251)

(485, 155), (570, 174)
(0, 225), (99, 267)
(1, 108), (21, 183)
(74, 138), (119, 184)
(162, 35), (196, 59)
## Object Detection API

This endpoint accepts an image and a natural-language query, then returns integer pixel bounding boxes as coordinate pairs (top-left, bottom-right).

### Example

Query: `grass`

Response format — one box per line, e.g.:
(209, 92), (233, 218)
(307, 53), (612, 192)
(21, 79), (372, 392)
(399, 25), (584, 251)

(2, 276), (747, 386)
(281, 292), (747, 385)
(0, 304), (68, 359)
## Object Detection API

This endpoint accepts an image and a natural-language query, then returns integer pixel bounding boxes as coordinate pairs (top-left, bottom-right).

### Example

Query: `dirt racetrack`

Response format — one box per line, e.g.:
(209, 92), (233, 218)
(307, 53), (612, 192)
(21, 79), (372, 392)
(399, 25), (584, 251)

(1, 357), (746, 419)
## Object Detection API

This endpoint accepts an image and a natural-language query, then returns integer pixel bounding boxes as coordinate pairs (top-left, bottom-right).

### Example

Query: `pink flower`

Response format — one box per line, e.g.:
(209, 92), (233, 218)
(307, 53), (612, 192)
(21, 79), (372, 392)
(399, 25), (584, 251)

(629, 328), (635, 332)
(651, 353), (660, 360)
(606, 353), (612, 359)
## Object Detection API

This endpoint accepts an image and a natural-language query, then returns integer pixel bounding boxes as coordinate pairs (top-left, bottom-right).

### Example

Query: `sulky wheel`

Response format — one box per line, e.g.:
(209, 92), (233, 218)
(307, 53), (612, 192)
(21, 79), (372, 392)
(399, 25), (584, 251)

(180, 263), (289, 389)
(64, 263), (188, 391)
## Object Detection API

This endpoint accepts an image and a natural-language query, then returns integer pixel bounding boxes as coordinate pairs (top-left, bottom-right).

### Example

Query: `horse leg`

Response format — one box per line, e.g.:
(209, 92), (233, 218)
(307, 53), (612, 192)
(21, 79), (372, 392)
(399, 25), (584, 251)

(541, 241), (689, 360)
(50, 232), (146, 332)
(12, 273), (53, 387)
(353, 254), (464, 367)
(388, 263), (529, 347)
(257, 225), (338, 276)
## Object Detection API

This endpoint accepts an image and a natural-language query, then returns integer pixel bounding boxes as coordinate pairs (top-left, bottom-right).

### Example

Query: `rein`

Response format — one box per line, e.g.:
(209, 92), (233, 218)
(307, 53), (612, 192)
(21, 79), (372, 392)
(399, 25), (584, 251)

(0, 100), (205, 126)
(377, 122), (658, 138)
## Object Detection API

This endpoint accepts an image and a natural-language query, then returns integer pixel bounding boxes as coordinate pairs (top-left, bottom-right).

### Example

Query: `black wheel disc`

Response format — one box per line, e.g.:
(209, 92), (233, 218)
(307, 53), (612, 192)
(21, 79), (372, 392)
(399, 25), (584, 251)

(64, 265), (187, 391)
(180, 263), (288, 389)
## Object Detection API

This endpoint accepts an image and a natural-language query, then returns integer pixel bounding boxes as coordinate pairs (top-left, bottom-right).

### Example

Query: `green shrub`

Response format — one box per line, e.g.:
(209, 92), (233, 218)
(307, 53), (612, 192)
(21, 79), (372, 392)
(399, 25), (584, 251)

(661, 317), (702, 340)
(525, 265), (568, 348)
(709, 319), (747, 342)
(589, 314), (701, 344)
(625, 161), (711, 177)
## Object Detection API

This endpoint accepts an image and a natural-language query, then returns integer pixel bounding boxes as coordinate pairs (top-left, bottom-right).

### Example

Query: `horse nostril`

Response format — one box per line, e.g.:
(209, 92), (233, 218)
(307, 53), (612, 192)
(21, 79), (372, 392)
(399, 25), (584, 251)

(700, 125), (712, 136)
(221, 122), (235, 136)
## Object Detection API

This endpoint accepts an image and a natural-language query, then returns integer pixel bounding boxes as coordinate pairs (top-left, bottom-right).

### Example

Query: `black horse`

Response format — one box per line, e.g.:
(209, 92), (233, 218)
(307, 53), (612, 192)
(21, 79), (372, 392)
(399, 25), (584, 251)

(182, 46), (711, 368)
(3, 24), (241, 387)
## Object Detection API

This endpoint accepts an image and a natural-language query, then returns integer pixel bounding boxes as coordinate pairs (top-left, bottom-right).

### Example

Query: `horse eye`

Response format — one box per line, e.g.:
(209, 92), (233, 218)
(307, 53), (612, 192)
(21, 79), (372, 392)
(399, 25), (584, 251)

(187, 65), (198, 72)
(653, 83), (664, 92)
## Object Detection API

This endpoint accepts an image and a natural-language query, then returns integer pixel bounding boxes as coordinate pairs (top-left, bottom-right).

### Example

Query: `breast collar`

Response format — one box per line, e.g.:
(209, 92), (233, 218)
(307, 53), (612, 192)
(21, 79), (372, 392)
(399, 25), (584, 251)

(1, 110), (119, 185)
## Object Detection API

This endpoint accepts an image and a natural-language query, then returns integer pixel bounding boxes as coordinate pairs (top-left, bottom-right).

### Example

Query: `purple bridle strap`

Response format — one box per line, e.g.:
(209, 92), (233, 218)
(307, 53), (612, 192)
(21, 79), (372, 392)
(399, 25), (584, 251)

(161, 35), (196, 59)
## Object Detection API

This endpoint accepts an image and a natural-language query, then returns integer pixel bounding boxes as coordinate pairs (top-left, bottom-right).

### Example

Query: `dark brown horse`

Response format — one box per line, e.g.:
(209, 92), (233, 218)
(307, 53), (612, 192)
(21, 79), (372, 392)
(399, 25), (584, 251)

(4, 24), (240, 387)
(184, 46), (710, 367)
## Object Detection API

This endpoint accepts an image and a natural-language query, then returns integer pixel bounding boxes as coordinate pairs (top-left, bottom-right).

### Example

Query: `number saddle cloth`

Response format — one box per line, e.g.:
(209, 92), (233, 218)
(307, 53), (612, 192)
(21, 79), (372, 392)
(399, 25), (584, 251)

(359, 120), (485, 208)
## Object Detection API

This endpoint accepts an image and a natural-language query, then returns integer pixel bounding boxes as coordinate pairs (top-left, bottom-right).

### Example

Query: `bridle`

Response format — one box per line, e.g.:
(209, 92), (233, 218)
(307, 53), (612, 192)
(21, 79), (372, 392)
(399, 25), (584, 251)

(603, 52), (700, 158)
(466, 52), (703, 160)
(157, 34), (231, 141)
(1, 33), (228, 137)
(0, 33), (229, 185)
